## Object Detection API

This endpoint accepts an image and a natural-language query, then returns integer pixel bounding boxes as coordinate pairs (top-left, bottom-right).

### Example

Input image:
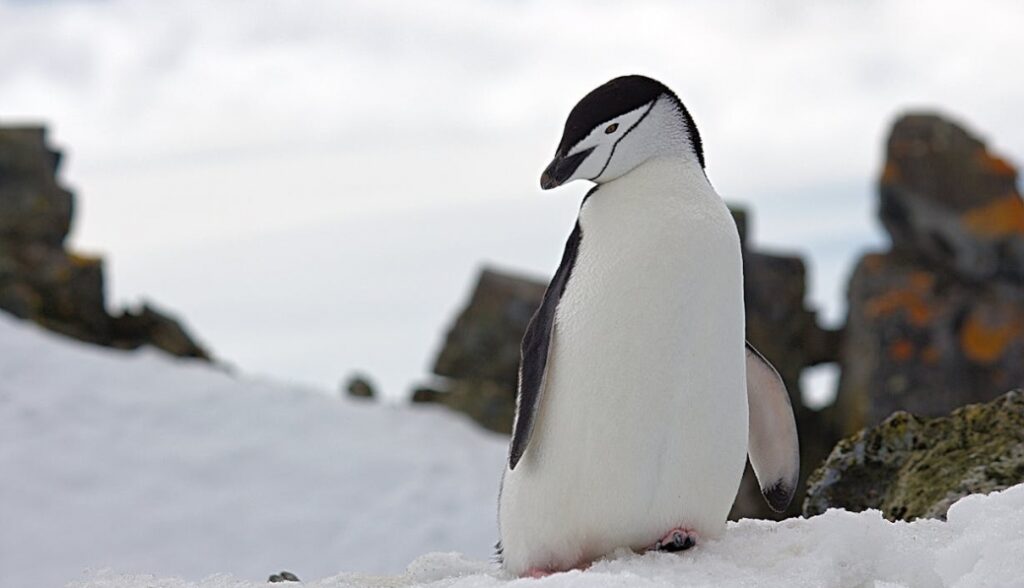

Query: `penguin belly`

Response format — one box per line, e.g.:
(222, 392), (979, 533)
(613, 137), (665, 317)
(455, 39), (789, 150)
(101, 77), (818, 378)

(498, 161), (748, 575)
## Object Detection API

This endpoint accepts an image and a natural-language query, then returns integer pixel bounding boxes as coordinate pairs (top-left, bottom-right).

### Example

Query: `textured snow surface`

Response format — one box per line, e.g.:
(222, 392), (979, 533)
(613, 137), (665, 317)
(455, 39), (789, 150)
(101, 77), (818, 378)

(0, 315), (507, 587)
(67, 485), (1024, 588)
(4, 315), (1024, 588)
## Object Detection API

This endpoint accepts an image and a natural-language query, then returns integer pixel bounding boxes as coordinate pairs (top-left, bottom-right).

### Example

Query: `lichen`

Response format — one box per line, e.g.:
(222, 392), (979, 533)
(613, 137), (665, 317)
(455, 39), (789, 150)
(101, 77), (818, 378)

(960, 192), (1024, 238)
(864, 271), (936, 327)
(804, 390), (1024, 520)
(959, 311), (1023, 365)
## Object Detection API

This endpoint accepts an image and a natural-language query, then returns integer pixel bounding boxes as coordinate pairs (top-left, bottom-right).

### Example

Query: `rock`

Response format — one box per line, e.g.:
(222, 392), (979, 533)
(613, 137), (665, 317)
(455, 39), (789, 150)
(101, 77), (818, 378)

(344, 375), (375, 399)
(0, 125), (210, 360)
(410, 386), (442, 403)
(433, 268), (546, 389)
(879, 114), (1024, 282)
(109, 304), (209, 359)
(0, 127), (72, 247)
(835, 114), (1024, 436)
(804, 389), (1024, 520)
(431, 378), (517, 434)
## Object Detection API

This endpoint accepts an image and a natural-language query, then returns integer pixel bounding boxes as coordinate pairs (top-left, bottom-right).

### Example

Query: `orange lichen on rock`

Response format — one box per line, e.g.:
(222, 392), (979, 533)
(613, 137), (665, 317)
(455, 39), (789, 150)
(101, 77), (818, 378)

(961, 193), (1024, 238)
(864, 271), (936, 327)
(863, 254), (886, 273)
(68, 252), (101, 268)
(959, 312), (1024, 364)
(976, 151), (1017, 177)
(920, 345), (942, 364)
(888, 339), (915, 362)
(881, 162), (901, 184)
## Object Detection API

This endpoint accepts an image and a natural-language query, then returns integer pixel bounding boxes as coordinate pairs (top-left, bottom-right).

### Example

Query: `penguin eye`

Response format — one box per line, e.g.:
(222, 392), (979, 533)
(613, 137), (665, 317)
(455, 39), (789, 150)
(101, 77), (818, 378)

(604, 123), (619, 134)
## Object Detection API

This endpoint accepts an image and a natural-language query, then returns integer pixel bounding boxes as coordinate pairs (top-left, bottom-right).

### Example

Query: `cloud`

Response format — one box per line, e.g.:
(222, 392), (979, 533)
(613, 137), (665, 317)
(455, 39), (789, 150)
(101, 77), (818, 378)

(1, 0), (1021, 391)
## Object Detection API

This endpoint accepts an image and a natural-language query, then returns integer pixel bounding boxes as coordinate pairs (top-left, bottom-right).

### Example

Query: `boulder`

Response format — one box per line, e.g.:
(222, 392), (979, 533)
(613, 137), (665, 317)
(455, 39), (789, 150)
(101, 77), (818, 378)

(109, 304), (208, 359)
(835, 114), (1024, 436)
(0, 125), (209, 360)
(433, 268), (546, 391)
(879, 114), (1024, 282)
(344, 374), (376, 399)
(0, 127), (72, 247)
(804, 389), (1024, 520)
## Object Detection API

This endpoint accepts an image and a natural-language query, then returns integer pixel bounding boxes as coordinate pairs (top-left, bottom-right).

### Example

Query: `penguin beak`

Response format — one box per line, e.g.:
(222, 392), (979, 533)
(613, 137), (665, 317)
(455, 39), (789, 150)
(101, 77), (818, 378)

(540, 147), (594, 190)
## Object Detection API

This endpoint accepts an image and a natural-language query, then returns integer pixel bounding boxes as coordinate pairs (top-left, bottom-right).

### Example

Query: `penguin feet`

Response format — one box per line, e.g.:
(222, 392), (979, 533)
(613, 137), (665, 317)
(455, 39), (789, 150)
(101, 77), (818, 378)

(653, 528), (698, 552)
(524, 567), (554, 578)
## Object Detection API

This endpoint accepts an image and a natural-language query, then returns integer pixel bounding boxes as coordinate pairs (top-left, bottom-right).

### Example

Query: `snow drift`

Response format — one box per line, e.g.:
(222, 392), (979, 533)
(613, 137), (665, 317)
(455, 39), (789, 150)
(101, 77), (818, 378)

(0, 314), (506, 587)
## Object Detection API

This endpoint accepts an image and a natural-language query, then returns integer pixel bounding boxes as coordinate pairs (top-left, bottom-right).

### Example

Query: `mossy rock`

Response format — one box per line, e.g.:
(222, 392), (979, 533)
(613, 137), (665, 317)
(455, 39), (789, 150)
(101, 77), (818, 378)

(804, 389), (1024, 520)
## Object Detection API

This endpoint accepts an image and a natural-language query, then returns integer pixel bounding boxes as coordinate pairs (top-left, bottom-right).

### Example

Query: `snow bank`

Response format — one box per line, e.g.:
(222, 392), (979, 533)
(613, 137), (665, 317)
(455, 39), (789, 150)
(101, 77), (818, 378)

(0, 315), (507, 587)
(4, 313), (1024, 588)
(69, 484), (1024, 587)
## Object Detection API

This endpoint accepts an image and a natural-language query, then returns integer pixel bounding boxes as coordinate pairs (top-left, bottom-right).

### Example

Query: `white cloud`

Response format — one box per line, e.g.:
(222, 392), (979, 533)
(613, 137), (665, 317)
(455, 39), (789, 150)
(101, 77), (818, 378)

(1, 0), (1021, 392)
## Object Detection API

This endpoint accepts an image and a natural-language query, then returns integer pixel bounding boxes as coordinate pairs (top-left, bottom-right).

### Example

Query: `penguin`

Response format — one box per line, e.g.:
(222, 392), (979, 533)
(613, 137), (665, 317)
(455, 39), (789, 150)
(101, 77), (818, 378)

(497, 75), (800, 577)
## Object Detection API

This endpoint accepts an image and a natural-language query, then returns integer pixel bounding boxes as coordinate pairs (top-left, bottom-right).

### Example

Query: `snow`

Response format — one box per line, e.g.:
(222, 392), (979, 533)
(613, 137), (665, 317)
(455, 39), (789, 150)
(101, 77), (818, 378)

(4, 313), (1024, 588)
(64, 486), (1024, 588)
(0, 314), (507, 587)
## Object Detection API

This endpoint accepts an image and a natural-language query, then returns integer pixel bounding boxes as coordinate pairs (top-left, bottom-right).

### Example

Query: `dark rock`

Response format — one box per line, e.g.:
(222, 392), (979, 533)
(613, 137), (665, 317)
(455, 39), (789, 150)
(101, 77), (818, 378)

(268, 571), (300, 583)
(0, 127), (72, 247)
(804, 389), (1024, 520)
(0, 125), (209, 360)
(109, 304), (209, 359)
(879, 113), (1024, 282)
(432, 378), (517, 435)
(344, 375), (375, 399)
(433, 268), (546, 389)
(835, 114), (1024, 437)
(410, 386), (442, 403)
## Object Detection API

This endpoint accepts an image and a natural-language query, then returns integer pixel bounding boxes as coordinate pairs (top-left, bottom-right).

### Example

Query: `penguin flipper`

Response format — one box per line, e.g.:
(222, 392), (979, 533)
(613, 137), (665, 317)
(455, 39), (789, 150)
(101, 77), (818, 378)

(508, 221), (582, 470)
(745, 342), (800, 512)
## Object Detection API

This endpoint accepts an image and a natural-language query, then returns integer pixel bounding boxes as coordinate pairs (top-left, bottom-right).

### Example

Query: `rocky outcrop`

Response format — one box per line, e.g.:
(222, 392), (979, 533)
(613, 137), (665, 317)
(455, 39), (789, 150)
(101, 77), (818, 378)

(344, 375), (375, 399)
(835, 114), (1024, 436)
(427, 268), (545, 434)
(433, 269), (546, 398)
(425, 209), (841, 518)
(804, 389), (1024, 520)
(0, 126), (209, 360)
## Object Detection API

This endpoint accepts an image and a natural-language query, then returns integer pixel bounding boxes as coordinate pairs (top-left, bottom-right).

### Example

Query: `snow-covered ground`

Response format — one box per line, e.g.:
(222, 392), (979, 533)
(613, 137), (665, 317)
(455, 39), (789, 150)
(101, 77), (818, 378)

(4, 313), (1024, 588)
(0, 314), (507, 587)
(68, 486), (1024, 588)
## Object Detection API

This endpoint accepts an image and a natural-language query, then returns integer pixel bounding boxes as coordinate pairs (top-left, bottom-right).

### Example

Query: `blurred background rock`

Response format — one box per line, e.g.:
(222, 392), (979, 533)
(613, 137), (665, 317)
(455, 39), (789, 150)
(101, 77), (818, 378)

(0, 127), (208, 360)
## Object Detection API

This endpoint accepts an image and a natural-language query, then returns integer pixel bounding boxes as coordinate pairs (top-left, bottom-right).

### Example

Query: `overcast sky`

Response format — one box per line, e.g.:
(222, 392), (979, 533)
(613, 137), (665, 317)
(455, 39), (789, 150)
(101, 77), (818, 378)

(3, 0), (1023, 398)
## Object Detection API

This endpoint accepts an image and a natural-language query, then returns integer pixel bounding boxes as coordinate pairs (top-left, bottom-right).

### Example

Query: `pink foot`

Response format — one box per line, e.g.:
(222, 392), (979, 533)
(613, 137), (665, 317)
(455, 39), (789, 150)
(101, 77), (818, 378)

(653, 528), (698, 552)
(524, 568), (553, 578)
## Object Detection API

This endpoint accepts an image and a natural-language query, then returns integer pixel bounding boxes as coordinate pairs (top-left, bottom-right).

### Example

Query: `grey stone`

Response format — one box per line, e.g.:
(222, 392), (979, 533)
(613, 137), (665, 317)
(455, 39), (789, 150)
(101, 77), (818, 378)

(804, 390), (1024, 520)
(835, 114), (1024, 437)
(0, 125), (210, 360)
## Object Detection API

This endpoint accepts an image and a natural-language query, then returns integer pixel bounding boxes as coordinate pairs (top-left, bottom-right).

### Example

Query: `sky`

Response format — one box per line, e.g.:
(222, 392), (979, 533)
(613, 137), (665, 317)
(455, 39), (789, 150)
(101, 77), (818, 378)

(2, 0), (1023, 399)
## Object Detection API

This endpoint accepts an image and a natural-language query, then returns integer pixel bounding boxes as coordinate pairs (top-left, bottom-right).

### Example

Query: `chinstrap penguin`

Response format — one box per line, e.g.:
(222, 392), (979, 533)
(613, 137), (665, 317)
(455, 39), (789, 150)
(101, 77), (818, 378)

(497, 75), (800, 577)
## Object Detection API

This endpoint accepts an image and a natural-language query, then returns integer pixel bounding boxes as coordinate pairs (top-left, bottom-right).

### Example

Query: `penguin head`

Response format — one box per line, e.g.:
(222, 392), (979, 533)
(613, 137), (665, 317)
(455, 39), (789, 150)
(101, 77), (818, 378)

(540, 75), (704, 190)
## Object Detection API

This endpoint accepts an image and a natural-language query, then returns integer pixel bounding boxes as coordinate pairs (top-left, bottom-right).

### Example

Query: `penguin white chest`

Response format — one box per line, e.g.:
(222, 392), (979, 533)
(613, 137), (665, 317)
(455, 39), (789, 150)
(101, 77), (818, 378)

(498, 161), (748, 575)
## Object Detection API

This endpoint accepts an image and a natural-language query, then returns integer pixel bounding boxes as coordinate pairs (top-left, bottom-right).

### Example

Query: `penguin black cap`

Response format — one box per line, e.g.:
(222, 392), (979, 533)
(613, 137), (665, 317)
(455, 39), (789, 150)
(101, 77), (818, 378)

(554, 75), (704, 168)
